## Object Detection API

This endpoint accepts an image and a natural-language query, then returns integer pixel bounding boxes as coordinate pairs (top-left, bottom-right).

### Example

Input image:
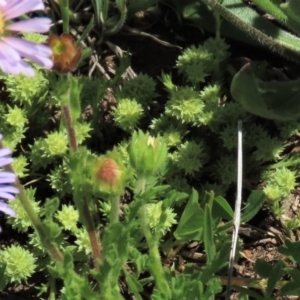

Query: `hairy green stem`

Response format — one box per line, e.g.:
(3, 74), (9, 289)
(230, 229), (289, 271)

(62, 104), (101, 271)
(109, 196), (120, 224)
(81, 196), (102, 271)
(62, 104), (78, 152)
(200, 0), (300, 63)
(135, 177), (147, 194)
(136, 178), (171, 296)
(139, 205), (171, 296)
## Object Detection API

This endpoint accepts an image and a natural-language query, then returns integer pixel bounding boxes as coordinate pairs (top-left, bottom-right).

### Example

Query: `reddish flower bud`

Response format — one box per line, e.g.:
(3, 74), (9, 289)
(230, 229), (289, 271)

(92, 151), (128, 196)
(96, 158), (120, 186)
(47, 33), (82, 73)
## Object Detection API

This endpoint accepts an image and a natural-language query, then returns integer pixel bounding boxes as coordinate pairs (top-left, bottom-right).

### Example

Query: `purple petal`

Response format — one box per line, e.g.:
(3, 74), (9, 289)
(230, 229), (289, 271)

(0, 201), (16, 217)
(16, 60), (36, 77)
(2, 37), (53, 69)
(0, 40), (22, 63)
(0, 1), (6, 10)
(24, 54), (53, 69)
(0, 172), (16, 184)
(0, 185), (19, 193)
(0, 148), (11, 158)
(6, 18), (52, 33)
(0, 57), (33, 76)
(0, 56), (17, 75)
(0, 185), (19, 200)
(2, 37), (52, 56)
(0, 157), (13, 168)
(0, 56), (34, 76)
(0, 172), (15, 178)
(4, 0), (45, 20)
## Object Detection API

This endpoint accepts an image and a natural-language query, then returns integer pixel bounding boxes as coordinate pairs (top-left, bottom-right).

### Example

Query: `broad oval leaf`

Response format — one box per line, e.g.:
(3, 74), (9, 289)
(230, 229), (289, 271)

(231, 62), (300, 121)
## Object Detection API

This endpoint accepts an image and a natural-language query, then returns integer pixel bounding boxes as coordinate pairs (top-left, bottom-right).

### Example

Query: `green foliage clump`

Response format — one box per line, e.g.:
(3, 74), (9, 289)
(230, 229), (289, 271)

(162, 127), (183, 148)
(75, 229), (92, 255)
(253, 134), (284, 161)
(11, 155), (29, 178)
(0, 245), (36, 283)
(3, 70), (48, 104)
(165, 87), (204, 125)
(121, 73), (157, 108)
(45, 132), (69, 156)
(30, 132), (69, 169)
(0, 130), (25, 151)
(177, 38), (229, 85)
(170, 141), (205, 176)
(48, 160), (72, 195)
(112, 98), (144, 131)
(56, 205), (79, 231)
(177, 45), (212, 84)
(214, 155), (236, 186)
(263, 168), (296, 200)
(79, 76), (106, 108)
(73, 122), (92, 144)
(5, 105), (27, 128)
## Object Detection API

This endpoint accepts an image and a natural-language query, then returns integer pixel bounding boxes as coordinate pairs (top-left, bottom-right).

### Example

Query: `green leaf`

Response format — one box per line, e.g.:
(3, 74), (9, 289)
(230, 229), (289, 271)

(174, 189), (204, 241)
(43, 219), (62, 240)
(280, 0), (300, 31)
(231, 62), (300, 121)
(127, 0), (159, 17)
(63, 251), (74, 270)
(204, 203), (215, 263)
(241, 190), (265, 223)
(44, 197), (60, 218)
(200, 241), (231, 284)
(254, 259), (273, 278)
(251, 0), (300, 35)
(238, 294), (249, 300)
(233, 286), (265, 300)
(123, 267), (143, 297)
(212, 196), (234, 220)
(278, 240), (300, 264)
(91, 0), (109, 26)
(285, 267), (300, 281)
(58, 0), (70, 33)
(280, 281), (300, 296)
(216, 190), (266, 234)
(266, 260), (284, 297)
(280, 268), (300, 296)
(162, 190), (188, 209)
(47, 265), (61, 279)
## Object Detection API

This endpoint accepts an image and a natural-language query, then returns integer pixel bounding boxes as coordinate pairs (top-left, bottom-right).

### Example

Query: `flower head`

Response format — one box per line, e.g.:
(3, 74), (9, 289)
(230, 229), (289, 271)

(0, 0), (53, 77)
(47, 33), (82, 73)
(0, 134), (18, 225)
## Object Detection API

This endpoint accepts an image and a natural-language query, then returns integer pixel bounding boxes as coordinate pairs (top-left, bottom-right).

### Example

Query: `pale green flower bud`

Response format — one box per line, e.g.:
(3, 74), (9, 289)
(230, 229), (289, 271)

(128, 131), (168, 177)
